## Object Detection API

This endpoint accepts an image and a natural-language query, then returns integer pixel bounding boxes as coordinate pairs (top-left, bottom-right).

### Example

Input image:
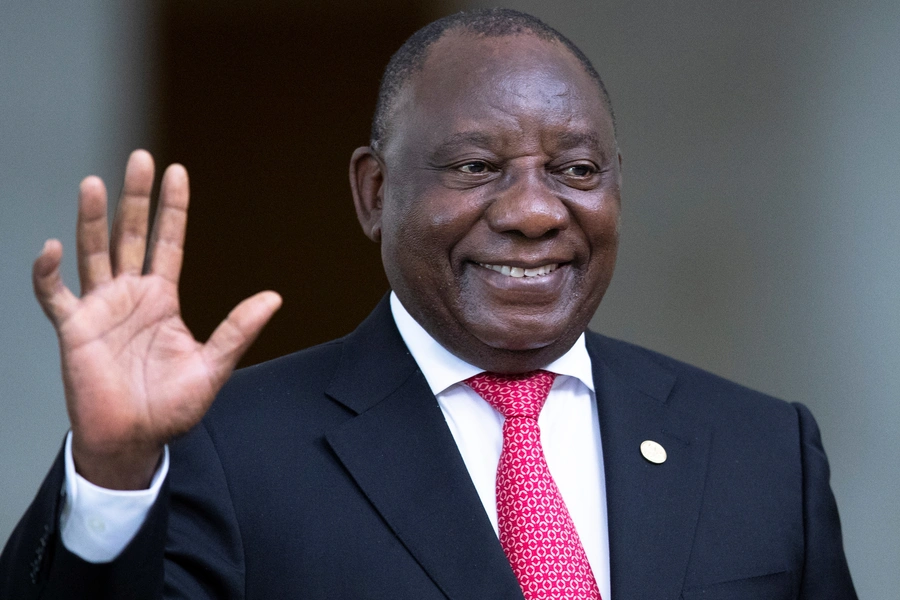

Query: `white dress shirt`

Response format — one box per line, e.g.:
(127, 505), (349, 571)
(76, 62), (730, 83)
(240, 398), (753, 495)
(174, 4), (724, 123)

(61, 292), (611, 599)
(391, 293), (611, 600)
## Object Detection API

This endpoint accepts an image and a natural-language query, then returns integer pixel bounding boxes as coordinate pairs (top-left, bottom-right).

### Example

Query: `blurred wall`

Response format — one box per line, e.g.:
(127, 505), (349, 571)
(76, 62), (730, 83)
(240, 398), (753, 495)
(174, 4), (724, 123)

(152, 2), (434, 367)
(0, 0), (156, 549)
(0, 0), (439, 548)
(458, 0), (900, 597)
(2, 1), (897, 598)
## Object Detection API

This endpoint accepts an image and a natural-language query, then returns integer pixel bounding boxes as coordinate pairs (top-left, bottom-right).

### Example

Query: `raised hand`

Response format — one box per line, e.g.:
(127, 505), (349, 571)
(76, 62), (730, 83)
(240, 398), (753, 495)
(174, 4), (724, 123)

(32, 150), (281, 490)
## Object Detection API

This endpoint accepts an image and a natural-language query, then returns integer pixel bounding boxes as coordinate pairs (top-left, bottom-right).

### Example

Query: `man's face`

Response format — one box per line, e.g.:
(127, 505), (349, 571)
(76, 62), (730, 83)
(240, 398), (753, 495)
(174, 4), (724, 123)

(372, 33), (621, 372)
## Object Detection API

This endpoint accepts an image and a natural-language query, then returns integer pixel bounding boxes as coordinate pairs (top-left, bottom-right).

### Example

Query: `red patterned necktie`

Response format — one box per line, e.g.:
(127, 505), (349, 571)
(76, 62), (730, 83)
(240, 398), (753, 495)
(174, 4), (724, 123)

(465, 370), (602, 600)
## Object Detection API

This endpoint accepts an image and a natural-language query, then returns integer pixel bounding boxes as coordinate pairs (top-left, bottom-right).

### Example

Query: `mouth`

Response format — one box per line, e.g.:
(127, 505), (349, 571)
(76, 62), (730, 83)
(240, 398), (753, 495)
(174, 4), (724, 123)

(477, 262), (560, 278)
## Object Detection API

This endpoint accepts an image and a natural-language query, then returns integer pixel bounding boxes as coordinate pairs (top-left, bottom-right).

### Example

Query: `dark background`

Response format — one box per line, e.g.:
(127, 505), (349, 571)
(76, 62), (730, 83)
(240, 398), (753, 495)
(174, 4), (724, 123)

(156, 2), (437, 365)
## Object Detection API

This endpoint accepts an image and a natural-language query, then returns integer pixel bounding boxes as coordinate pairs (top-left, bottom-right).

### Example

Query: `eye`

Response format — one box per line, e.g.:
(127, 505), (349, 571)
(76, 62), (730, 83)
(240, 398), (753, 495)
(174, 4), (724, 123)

(560, 164), (596, 178)
(457, 161), (490, 174)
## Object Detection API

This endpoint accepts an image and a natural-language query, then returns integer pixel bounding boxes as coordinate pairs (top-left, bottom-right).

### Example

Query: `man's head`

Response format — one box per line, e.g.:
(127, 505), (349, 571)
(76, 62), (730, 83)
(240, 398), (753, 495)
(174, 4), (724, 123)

(350, 9), (621, 373)
(370, 8), (616, 152)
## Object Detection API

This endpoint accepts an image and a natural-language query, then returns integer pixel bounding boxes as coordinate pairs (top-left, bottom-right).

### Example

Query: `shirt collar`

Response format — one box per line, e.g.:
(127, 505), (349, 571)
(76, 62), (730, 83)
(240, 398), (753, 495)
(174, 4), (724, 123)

(389, 291), (595, 395)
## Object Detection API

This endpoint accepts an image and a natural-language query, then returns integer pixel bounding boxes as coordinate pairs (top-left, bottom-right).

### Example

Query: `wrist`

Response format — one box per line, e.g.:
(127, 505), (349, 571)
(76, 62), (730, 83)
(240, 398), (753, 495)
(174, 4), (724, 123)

(71, 435), (164, 490)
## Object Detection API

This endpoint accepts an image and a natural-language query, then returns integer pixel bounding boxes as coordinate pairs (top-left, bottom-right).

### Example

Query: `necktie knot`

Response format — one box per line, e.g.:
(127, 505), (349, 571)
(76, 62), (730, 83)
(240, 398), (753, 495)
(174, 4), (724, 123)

(464, 370), (556, 419)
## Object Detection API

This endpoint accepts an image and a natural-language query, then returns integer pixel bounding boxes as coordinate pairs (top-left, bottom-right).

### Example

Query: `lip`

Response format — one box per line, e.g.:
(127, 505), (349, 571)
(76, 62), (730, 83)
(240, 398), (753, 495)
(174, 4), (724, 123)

(469, 260), (571, 296)
(477, 262), (560, 278)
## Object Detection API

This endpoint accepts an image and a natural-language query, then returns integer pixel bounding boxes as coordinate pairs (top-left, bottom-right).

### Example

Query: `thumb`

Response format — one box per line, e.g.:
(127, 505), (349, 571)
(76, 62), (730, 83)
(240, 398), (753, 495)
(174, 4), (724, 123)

(201, 291), (282, 382)
(33, 239), (78, 326)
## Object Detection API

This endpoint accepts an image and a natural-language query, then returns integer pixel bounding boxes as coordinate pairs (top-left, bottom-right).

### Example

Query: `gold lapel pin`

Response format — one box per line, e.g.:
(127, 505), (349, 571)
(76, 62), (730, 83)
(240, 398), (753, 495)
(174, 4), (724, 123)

(640, 440), (667, 464)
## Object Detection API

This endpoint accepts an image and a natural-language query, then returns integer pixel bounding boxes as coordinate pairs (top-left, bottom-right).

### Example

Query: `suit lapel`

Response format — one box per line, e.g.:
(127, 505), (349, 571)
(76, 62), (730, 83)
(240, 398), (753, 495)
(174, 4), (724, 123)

(588, 334), (711, 600)
(323, 298), (524, 600)
(321, 300), (710, 600)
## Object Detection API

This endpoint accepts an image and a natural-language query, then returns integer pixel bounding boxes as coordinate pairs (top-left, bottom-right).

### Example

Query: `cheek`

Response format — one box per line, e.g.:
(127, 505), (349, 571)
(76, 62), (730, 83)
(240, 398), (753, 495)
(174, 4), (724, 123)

(384, 184), (484, 264)
(379, 202), (463, 300)
(578, 198), (621, 276)
(589, 212), (620, 255)
(573, 188), (620, 234)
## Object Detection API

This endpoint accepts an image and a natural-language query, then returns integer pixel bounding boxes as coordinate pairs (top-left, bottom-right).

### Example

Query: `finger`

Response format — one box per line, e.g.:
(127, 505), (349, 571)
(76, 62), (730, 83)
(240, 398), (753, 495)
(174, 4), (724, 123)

(76, 175), (112, 294)
(147, 164), (189, 285)
(33, 239), (78, 325)
(110, 150), (155, 276)
(202, 291), (282, 382)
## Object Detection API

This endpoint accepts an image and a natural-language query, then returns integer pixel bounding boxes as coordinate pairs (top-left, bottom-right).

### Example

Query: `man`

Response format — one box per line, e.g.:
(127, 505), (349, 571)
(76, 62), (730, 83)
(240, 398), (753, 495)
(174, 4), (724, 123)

(1, 8), (856, 599)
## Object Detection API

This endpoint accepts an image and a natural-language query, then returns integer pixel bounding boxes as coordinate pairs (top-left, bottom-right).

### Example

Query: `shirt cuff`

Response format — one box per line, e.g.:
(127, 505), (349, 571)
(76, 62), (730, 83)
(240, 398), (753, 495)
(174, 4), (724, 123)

(59, 431), (169, 563)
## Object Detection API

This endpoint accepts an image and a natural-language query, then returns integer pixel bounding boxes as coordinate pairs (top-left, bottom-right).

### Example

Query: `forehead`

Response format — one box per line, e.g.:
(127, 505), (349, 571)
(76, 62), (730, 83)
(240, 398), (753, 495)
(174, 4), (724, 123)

(383, 33), (614, 156)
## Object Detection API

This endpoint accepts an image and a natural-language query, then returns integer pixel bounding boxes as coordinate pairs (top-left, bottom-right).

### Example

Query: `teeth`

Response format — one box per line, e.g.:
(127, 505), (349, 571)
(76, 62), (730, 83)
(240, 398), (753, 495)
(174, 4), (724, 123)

(478, 262), (559, 278)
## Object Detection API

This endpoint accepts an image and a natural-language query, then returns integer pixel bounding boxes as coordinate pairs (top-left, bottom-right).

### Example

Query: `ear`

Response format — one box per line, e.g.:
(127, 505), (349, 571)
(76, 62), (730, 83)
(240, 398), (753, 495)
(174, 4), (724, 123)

(349, 146), (384, 242)
(616, 151), (624, 188)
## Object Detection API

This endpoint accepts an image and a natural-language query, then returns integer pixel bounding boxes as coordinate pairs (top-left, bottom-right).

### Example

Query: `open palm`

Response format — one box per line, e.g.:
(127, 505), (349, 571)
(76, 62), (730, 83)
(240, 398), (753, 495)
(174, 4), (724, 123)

(33, 151), (281, 489)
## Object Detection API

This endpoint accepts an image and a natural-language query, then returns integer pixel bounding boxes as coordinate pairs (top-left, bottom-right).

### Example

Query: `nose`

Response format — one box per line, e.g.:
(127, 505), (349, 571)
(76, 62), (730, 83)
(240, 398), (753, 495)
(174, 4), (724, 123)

(485, 168), (569, 238)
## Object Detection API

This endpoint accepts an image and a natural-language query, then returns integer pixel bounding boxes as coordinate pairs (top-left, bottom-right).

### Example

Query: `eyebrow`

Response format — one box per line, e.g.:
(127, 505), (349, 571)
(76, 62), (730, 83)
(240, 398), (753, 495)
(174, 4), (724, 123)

(553, 131), (604, 153)
(427, 128), (608, 162)
(429, 132), (498, 159)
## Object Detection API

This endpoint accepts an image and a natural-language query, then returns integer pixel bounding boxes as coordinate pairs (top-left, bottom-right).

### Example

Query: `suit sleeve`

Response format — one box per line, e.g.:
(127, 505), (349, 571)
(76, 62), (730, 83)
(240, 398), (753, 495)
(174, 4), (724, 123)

(0, 441), (167, 599)
(0, 423), (245, 599)
(794, 402), (858, 600)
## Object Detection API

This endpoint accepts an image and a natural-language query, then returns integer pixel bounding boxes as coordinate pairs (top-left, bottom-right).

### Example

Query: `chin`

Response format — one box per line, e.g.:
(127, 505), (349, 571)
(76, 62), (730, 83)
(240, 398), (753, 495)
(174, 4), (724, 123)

(471, 321), (572, 353)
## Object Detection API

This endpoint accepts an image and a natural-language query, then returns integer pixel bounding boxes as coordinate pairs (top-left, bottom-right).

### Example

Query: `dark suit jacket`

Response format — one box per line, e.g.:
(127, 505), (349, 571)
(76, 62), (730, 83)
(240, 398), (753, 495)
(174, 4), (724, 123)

(1, 296), (857, 599)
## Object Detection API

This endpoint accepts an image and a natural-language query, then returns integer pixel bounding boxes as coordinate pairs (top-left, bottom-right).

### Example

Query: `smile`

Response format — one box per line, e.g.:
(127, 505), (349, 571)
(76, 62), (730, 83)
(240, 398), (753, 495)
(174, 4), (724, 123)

(477, 262), (559, 278)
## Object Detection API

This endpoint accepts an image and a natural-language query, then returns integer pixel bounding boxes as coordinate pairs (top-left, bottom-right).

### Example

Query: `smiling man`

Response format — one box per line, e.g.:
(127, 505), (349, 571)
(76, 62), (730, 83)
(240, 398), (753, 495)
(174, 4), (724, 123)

(351, 26), (621, 374)
(1, 8), (856, 600)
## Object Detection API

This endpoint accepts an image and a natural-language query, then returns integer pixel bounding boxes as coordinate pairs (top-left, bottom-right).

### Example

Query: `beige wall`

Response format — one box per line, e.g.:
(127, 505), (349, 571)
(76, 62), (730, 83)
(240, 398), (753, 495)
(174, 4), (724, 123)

(0, 0), (156, 546)
(457, 1), (900, 597)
